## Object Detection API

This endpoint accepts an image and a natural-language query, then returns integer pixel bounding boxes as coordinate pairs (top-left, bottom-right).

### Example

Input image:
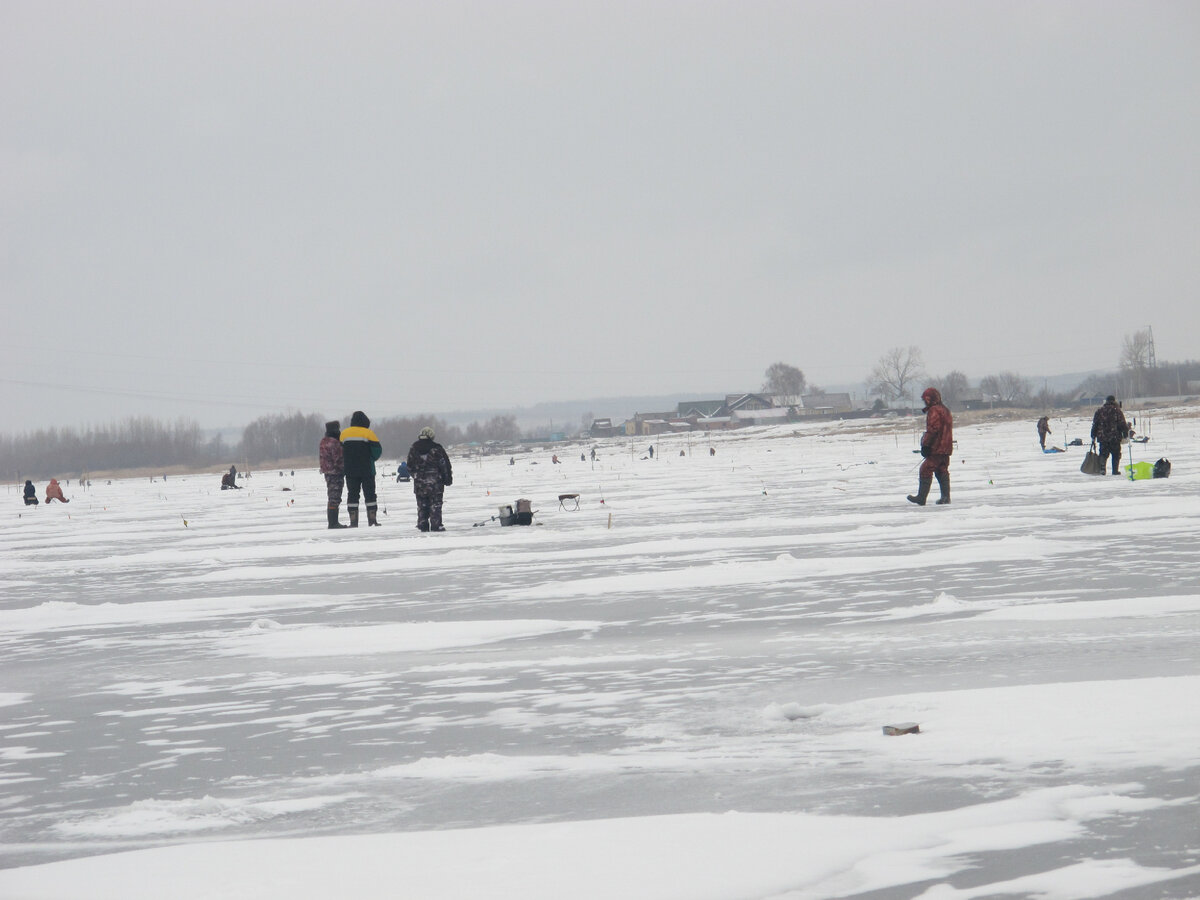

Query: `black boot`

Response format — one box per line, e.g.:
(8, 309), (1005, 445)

(907, 477), (932, 506)
(367, 505), (380, 526)
(934, 472), (951, 505)
(348, 508), (359, 528)
(327, 505), (346, 529)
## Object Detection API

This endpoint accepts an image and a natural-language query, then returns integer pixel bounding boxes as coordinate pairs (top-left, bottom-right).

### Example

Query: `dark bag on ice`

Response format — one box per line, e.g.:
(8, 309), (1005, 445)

(1080, 447), (1104, 476)
(1153, 458), (1171, 479)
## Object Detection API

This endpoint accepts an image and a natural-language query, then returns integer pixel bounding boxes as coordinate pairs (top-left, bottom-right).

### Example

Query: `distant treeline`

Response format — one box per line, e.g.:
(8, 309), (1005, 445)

(1, 411), (524, 480)
(1, 417), (229, 481)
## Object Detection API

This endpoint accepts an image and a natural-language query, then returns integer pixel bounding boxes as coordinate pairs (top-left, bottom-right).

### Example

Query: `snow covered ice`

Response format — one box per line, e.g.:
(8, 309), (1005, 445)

(2, 413), (1199, 899)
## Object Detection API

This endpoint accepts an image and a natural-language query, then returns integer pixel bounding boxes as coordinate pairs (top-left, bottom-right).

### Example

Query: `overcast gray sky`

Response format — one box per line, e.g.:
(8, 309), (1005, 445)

(3, 1), (1197, 431)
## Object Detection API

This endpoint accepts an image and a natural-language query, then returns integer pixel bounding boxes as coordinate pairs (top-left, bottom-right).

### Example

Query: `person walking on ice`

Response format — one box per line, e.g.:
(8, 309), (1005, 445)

(341, 410), (382, 526)
(908, 387), (953, 506)
(407, 426), (453, 532)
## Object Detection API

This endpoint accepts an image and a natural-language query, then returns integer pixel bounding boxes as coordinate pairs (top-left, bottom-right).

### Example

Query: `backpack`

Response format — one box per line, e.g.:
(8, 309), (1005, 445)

(1153, 458), (1171, 479)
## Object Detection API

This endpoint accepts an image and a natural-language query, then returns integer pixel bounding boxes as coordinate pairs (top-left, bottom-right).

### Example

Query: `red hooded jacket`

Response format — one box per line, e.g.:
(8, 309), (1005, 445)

(920, 388), (954, 456)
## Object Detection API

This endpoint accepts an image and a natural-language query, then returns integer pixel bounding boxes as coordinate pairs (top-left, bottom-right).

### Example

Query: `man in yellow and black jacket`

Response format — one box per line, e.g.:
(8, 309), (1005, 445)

(340, 410), (382, 526)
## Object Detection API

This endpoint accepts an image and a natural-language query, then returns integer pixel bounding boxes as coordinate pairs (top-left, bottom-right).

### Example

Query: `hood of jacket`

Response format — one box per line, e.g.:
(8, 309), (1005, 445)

(921, 387), (942, 409)
(350, 410), (370, 428)
(325, 420), (341, 438)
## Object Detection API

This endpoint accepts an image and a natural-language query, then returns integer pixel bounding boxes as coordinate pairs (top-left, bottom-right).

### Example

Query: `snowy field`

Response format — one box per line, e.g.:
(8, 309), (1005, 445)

(2, 412), (1199, 899)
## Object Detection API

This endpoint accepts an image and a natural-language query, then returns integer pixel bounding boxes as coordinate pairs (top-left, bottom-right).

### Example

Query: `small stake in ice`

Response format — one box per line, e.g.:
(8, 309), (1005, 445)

(882, 722), (920, 736)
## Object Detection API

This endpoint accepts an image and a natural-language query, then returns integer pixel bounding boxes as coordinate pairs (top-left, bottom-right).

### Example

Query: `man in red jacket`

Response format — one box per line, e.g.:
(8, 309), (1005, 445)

(908, 387), (953, 506)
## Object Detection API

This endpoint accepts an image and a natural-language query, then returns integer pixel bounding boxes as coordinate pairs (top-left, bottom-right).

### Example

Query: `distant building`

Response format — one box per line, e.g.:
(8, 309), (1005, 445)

(694, 416), (735, 431)
(626, 412), (679, 435)
(731, 407), (792, 426)
(767, 394), (804, 409)
(589, 418), (620, 438)
(798, 392), (853, 415)
(677, 400), (725, 418)
(1070, 391), (1107, 407)
(958, 389), (990, 411)
(724, 393), (775, 413)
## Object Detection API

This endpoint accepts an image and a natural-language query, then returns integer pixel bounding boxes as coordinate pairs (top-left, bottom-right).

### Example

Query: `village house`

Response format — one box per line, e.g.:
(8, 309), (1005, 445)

(588, 418), (621, 438)
(797, 392), (854, 416)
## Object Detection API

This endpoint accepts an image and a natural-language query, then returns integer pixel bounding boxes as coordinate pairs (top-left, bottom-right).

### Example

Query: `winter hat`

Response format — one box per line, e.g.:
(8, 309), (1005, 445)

(325, 420), (341, 438)
(1106, 395), (1117, 404)
(350, 410), (370, 428)
(419, 426), (435, 440)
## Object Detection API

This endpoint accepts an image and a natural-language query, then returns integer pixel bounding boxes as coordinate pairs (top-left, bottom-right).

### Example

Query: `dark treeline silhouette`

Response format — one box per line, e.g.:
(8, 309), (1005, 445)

(2, 411), (528, 479)
(369, 414), (521, 459)
(241, 412), (326, 465)
(0, 417), (229, 480)
(1094, 359), (1200, 400)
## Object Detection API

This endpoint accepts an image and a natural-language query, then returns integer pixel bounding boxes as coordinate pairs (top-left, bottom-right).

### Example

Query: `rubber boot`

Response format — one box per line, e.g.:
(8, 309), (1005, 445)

(907, 477), (932, 506)
(934, 472), (951, 505)
(367, 505), (379, 526)
(327, 505), (346, 529)
(348, 508), (359, 528)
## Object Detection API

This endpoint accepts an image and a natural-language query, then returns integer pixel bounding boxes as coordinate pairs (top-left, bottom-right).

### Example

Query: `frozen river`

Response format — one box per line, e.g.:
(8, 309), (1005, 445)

(2, 412), (1199, 898)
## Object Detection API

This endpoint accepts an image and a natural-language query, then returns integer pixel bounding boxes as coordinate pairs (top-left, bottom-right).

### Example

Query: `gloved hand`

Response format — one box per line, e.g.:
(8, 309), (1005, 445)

(920, 445), (931, 458)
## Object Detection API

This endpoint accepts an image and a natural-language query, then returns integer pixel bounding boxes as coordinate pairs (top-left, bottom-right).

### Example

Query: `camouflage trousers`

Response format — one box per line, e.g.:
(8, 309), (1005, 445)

(415, 484), (444, 531)
(1098, 441), (1122, 475)
(324, 474), (344, 507)
(919, 453), (950, 479)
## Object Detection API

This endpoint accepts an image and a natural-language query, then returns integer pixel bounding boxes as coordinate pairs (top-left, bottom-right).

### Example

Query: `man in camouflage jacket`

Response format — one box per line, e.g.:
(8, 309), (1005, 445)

(1091, 395), (1130, 476)
(407, 426), (453, 532)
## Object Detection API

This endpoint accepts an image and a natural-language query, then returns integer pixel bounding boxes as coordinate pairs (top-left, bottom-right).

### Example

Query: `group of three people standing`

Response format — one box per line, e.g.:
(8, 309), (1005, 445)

(319, 411), (453, 531)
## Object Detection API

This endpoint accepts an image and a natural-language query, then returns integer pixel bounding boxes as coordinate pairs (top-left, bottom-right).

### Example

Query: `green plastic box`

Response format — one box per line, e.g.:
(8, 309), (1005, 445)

(1124, 461), (1154, 480)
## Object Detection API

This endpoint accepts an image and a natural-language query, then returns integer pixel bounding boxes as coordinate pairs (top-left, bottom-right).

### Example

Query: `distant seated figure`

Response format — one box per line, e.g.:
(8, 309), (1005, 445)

(45, 479), (69, 503)
(23, 480), (39, 506)
(396, 461), (410, 482)
(221, 465), (241, 490)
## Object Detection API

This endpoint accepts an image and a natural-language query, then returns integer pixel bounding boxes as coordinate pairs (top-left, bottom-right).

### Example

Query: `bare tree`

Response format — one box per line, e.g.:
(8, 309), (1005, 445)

(1075, 373), (1116, 397)
(869, 346), (926, 405)
(762, 362), (806, 399)
(980, 371), (1031, 405)
(1120, 329), (1152, 396)
(999, 371), (1032, 405)
(930, 370), (969, 406)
